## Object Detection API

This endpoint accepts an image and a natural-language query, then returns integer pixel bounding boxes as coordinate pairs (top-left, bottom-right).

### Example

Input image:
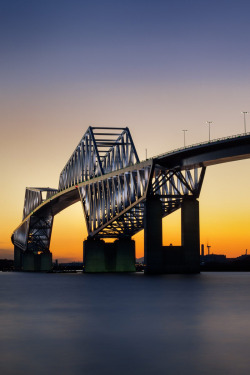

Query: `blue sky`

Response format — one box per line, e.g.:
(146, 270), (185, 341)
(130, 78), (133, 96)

(2, 0), (250, 89)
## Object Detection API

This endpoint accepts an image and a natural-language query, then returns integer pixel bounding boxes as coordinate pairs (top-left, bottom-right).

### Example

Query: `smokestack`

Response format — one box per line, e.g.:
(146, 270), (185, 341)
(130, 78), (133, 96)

(207, 245), (211, 255)
(201, 244), (204, 256)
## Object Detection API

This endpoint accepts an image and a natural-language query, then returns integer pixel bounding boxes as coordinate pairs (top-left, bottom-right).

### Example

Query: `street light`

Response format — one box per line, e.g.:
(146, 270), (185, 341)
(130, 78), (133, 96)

(206, 121), (212, 142)
(182, 130), (188, 147)
(241, 111), (248, 134)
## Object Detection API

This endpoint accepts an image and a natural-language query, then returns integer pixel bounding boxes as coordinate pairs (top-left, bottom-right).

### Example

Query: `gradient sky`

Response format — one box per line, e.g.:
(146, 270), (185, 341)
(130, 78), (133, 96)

(1, 0), (250, 261)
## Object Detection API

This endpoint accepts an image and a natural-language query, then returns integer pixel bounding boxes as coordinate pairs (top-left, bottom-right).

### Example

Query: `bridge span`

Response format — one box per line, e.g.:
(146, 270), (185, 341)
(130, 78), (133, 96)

(12, 128), (250, 273)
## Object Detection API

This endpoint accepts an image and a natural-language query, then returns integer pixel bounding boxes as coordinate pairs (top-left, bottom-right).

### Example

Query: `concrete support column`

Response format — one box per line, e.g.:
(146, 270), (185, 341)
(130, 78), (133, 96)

(14, 248), (52, 272)
(144, 196), (163, 274)
(181, 197), (200, 273)
(40, 253), (53, 272)
(115, 238), (136, 272)
(22, 252), (35, 271)
(22, 251), (53, 272)
(14, 245), (23, 271)
(83, 238), (136, 272)
(83, 239), (106, 272)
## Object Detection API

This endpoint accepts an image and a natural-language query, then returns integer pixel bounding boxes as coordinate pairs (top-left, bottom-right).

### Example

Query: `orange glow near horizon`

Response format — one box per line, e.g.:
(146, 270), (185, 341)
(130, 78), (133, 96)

(50, 203), (86, 262)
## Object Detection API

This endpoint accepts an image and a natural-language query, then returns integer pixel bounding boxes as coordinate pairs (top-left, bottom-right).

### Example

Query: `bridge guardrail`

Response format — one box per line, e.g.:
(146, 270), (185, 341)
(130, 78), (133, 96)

(147, 131), (250, 161)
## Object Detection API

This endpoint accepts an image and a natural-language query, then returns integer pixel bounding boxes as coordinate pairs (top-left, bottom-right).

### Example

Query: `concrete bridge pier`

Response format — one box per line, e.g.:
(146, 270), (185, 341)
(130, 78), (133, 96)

(144, 196), (200, 274)
(83, 237), (136, 272)
(14, 245), (23, 271)
(144, 196), (163, 273)
(181, 197), (200, 273)
(14, 246), (52, 272)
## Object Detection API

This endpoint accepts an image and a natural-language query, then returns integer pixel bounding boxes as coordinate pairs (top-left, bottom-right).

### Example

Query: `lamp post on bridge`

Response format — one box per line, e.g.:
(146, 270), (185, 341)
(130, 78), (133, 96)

(206, 121), (212, 142)
(241, 111), (248, 134)
(182, 129), (188, 147)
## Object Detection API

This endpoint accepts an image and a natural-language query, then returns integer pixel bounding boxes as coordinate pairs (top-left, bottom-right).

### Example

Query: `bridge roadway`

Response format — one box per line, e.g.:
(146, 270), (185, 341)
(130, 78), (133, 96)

(12, 131), (250, 273)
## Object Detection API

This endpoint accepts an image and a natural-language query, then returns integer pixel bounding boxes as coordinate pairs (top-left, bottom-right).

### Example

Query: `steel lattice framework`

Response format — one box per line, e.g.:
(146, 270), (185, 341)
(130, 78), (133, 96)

(58, 127), (139, 190)
(13, 188), (57, 252)
(78, 162), (205, 238)
(23, 187), (57, 219)
(12, 126), (207, 254)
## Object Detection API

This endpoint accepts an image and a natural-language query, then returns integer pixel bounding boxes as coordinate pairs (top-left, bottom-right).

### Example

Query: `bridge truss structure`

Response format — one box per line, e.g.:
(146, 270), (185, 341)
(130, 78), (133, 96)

(12, 126), (206, 255)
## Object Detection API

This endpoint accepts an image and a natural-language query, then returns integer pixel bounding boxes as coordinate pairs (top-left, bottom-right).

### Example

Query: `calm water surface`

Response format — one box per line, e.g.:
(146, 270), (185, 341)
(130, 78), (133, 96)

(0, 272), (250, 375)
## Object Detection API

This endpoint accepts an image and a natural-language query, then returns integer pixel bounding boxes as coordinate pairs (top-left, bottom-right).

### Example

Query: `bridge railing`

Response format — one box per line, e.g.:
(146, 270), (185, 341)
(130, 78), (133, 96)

(152, 131), (250, 161)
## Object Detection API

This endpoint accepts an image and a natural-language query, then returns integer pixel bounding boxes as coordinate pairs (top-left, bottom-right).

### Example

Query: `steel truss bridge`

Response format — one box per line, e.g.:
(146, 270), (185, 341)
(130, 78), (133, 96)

(12, 127), (250, 271)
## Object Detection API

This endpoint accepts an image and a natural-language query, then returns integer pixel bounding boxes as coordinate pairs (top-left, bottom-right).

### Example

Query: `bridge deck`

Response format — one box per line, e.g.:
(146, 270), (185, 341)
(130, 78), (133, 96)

(12, 132), (250, 237)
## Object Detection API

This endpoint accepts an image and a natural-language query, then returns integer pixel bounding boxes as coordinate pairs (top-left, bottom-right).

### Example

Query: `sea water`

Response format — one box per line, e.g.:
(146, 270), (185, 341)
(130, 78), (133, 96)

(0, 272), (250, 375)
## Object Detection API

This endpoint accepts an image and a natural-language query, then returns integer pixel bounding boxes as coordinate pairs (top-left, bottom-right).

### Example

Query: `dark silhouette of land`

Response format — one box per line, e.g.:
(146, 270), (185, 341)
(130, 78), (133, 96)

(200, 254), (250, 271)
(0, 259), (14, 271)
(2, 253), (250, 272)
